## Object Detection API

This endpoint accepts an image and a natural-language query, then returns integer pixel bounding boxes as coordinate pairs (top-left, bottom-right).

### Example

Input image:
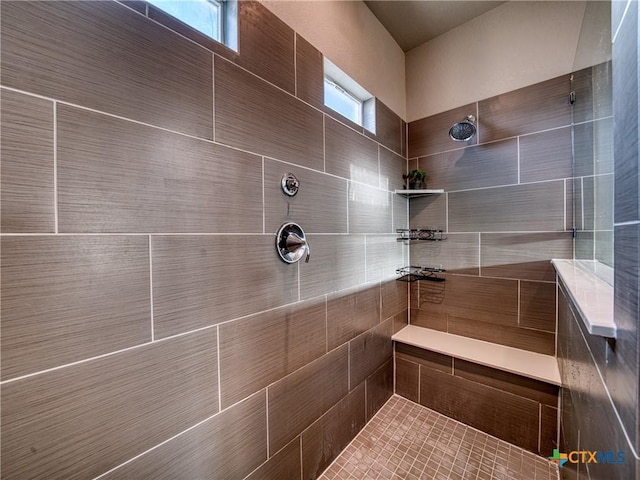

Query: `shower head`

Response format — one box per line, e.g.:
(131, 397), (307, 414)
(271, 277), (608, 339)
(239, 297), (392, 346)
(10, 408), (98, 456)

(449, 115), (476, 142)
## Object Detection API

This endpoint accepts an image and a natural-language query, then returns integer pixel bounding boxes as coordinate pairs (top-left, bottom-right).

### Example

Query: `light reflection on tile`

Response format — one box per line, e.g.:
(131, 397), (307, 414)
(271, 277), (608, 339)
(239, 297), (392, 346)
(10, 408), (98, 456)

(318, 395), (558, 480)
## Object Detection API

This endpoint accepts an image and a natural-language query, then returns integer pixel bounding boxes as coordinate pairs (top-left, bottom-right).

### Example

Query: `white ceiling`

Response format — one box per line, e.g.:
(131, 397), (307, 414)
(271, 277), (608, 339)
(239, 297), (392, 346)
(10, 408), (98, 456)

(364, 1), (507, 52)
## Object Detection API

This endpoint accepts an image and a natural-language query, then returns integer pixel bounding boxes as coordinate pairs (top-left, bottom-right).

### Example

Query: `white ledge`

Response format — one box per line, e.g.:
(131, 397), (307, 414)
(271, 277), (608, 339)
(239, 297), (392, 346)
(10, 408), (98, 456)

(551, 259), (616, 338)
(392, 325), (561, 386)
(394, 189), (445, 197)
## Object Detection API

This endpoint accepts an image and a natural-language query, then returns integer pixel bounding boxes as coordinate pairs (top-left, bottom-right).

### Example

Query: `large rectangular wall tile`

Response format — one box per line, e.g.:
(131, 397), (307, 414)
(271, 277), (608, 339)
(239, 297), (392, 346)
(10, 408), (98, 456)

(613, 0), (639, 223)
(57, 105), (262, 233)
(595, 173), (615, 230)
(449, 182), (565, 232)
(365, 99), (402, 154)
(349, 318), (393, 387)
(408, 103), (478, 158)
(300, 235), (366, 299)
(219, 298), (327, 408)
(327, 283), (380, 351)
(237, 2), (295, 94)
(380, 147), (406, 192)
(264, 158), (347, 234)
(392, 309), (409, 333)
(395, 343), (452, 374)
(419, 366), (540, 453)
(103, 390), (266, 480)
(395, 357), (419, 403)
(418, 139), (518, 191)
(348, 183), (392, 234)
(480, 232), (573, 282)
(0, 89), (54, 233)
(448, 316), (555, 355)
(561, 292), (638, 480)
(574, 118), (614, 177)
(453, 359), (559, 406)
(609, 223), (640, 452)
(295, 34), (323, 109)
(1, 1), (213, 139)
(1, 236), (150, 380)
(246, 437), (301, 480)
(540, 405), (559, 458)
(519, 127), (572, 182)
(365, 235), (405, 283)
(595, 230), (614, 267)
(215, 56), (323, 169)
(301, 383), (366, 480)
(418, 274), (519, 328)
(268, 344), (349, 453)
(393, 194), (409, 231)
(478, 75), (571, 143)
(410, 233), (480, 275)
(409, 193), (446, 230)
(519, 281), (557, 332)
(152, 235), (297, 338)
(325, 116), (379, 186)
(1, 329), (218, 480)
(366, 359), (393, 420)
(381, 280), (408, 320)
(410, 307), (448, 332)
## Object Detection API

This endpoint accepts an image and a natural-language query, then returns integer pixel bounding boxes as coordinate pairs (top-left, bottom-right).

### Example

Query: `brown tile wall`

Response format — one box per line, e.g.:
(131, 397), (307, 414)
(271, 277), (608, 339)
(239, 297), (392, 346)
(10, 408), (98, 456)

(0, 1), (408, 478)
(407, 71), (580, 356)
(394, 343), (559, 457)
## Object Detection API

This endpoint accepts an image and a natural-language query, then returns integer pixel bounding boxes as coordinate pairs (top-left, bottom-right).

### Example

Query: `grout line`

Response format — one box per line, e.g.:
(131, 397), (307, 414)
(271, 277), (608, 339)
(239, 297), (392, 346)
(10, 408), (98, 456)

(325, 295), (329, 353)
(266, 388), (270, 458)
(216, 325), (222, 411)
(516, 136), (521, 184)
(297, 261), (301, 302)
(293, 33), (297, 98)
(555, 280), (559, 358)
(261, 157), (265, 234)
(53, 101), (58, 234)
(517, 280), (521, 325)
(538, 402), (542, 455)
(347, 342), (351, 391)
(445, 192), (449, 233)
(211, 52), (216, 141)
(322, 115), (326, 173)
(581, 177), (585, 232)
(149, 235), (155, 341)
(299, 436), (304, 480)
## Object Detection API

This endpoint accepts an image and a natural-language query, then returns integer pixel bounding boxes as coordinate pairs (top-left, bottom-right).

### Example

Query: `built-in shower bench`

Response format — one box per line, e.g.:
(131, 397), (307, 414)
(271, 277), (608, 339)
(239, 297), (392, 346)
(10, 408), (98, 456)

(392, 325), (561, 385)
(392, 325), (561, 456)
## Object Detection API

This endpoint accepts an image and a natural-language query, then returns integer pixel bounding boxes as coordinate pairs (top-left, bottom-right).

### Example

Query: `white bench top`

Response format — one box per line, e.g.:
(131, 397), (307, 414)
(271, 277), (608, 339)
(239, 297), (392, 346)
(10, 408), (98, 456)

(392, 325), (561, 386)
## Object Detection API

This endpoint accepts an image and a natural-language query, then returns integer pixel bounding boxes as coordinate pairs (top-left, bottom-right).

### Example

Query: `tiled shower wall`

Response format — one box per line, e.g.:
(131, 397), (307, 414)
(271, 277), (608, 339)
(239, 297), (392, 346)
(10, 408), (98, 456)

(0, 1), (409, 479)
(558, 1), (640, 479)
(407, 73), (580, 356)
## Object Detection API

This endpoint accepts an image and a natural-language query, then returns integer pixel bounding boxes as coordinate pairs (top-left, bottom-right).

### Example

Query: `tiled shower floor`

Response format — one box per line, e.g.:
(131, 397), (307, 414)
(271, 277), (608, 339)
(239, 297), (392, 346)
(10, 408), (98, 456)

(319, 395), (559, 480)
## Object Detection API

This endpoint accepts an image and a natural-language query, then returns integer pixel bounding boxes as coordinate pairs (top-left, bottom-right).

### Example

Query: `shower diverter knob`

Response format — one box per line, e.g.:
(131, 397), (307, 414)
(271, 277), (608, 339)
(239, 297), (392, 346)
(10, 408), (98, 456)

(276, 222), (310, 264)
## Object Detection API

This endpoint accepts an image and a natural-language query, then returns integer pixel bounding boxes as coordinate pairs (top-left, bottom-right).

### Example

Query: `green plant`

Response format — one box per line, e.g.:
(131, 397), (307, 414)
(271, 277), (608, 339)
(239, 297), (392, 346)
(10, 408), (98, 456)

(403, 168), (427, 183)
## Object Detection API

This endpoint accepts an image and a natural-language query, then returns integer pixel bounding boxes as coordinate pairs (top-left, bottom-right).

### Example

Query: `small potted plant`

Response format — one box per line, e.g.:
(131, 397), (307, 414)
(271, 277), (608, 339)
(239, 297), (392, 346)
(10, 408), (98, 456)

(403, 168), (427, 190)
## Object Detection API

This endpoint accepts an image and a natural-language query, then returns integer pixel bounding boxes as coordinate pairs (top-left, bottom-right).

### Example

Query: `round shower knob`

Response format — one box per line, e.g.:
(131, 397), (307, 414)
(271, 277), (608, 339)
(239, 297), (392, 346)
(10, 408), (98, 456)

(276, 222), (310, 264)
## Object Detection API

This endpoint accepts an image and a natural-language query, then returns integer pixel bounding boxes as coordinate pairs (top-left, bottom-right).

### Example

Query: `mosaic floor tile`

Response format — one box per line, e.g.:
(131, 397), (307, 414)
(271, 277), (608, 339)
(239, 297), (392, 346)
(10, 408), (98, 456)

(318, 395), (559, 480)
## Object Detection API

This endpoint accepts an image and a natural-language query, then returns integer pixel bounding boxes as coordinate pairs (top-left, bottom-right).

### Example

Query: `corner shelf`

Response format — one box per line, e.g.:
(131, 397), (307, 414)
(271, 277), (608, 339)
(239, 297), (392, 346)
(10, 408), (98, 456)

(395, 266), (447, 283)
(396, 228), (446, 242)
(394, 189), (445, 198)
